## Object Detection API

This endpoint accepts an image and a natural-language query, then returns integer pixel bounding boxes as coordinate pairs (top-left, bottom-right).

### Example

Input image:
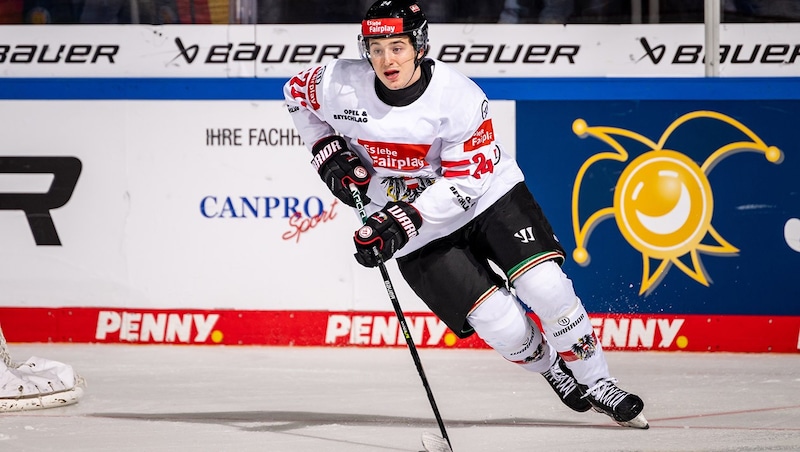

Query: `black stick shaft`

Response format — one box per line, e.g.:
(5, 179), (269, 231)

(349, 185), (452, 450)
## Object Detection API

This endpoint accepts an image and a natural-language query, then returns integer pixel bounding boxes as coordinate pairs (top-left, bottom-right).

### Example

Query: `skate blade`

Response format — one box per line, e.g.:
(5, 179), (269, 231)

(615, 412), (649, 429)
(421, 432), (453, 452)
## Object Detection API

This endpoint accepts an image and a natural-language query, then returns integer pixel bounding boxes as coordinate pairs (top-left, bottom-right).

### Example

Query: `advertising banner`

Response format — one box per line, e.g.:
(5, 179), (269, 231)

(514, 101), (799, 319)
(0, 99), (514, 311)
(0, 24), (799, 78)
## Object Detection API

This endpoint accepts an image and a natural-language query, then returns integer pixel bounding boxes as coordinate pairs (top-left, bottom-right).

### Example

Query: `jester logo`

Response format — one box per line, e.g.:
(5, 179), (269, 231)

(571, 111), (783, 295)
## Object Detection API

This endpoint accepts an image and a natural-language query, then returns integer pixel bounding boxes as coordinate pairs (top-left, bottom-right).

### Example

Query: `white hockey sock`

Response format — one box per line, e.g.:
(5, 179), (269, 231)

(467, 288), (552, 373)
(547, 300), (609, 385)
(513, 260), (610, 385)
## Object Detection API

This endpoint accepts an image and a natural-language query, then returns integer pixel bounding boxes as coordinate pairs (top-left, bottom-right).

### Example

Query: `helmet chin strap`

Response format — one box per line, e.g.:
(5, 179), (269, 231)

(392, 47), (424, 88)
(401, 54), (423, 88)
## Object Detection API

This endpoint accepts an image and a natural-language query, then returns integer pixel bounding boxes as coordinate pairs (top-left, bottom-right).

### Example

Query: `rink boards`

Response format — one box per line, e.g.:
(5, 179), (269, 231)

(0, 25), (798, 352)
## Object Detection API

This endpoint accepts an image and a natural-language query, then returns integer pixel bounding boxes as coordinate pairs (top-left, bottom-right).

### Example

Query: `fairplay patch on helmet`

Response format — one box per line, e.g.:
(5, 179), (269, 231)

(362, 18), (404, 36)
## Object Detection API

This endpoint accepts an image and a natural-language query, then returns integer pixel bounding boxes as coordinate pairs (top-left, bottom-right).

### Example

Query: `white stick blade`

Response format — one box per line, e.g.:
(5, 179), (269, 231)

(421, 432), (452, 452)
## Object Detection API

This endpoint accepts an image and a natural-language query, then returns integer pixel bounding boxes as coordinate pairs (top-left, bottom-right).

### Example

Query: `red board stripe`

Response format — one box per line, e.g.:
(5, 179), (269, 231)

(1, 307), (798, 353)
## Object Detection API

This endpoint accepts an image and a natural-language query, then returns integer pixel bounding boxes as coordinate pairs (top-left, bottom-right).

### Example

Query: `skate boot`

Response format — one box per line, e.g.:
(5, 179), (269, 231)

(580, 378), (649, 429)
(541, 355), (592, 412)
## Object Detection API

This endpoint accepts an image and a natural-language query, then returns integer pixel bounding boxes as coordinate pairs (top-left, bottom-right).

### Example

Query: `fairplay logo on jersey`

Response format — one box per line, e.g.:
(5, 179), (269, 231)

(362, 18), (403, 36)
(358, 139), (429, 171)
(570, 111), (783, 295)
(465, 119), (495, 151)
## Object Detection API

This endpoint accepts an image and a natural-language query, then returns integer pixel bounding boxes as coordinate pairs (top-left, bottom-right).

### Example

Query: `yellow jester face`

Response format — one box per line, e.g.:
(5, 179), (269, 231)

(614, 150), (713, 260)
(571, 111), (782, 295)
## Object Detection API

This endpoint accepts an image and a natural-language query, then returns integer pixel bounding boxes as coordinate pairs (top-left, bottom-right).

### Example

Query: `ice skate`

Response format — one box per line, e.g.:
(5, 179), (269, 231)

(541, 355), (592, 412)
(580, 378), (649, 429)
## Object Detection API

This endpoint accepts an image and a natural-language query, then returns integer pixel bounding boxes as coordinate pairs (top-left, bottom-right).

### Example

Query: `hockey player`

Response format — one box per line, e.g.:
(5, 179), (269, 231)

(283, 0), (647, 429)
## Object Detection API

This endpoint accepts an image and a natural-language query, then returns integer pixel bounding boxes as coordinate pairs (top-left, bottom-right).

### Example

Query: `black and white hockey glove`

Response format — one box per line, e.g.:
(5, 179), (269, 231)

(311, 135), (371, 208)
(354, 202), (422, 267)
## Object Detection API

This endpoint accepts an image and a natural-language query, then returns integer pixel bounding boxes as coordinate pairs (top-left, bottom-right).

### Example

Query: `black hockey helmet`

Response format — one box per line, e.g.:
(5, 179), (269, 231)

(358, 0), (429, 60)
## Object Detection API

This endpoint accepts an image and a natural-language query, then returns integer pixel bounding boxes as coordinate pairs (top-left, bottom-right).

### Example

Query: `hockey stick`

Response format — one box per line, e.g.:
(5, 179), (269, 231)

(349, 184), (453, 452)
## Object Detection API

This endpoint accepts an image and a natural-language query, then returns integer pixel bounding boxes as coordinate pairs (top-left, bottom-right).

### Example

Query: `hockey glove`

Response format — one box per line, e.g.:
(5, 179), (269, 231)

(354, 202), (422, 267)
(311, 135), (371, 208)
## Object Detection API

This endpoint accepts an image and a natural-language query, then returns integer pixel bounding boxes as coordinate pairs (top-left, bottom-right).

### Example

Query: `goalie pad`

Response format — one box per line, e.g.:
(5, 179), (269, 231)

(0, 356), (85, 412)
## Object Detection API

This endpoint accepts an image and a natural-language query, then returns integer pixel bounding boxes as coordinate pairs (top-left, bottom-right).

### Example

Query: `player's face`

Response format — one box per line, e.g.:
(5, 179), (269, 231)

(368, 36), (422, 90)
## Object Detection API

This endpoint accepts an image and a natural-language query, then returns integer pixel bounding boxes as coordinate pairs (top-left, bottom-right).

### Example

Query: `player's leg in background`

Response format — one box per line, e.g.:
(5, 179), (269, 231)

(0, 323), (85, 412)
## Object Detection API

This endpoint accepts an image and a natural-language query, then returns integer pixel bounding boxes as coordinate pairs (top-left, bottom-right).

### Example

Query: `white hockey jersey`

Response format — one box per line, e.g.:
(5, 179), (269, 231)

(284, 58), (525, 257)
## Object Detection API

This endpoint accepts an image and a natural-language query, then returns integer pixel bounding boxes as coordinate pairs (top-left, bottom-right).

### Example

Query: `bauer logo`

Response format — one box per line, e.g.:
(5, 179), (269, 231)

(170, 37), (345, 66)
(435, 43), (579, 65)
(636, 37), (800, 66)
(570, 111), (783, 295)
(0, 44), (119, 64)
(95, 311), (222, 344)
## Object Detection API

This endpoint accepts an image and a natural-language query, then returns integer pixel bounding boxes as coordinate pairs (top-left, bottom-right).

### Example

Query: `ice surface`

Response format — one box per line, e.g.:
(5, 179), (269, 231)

(1, 344), (799, 452)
